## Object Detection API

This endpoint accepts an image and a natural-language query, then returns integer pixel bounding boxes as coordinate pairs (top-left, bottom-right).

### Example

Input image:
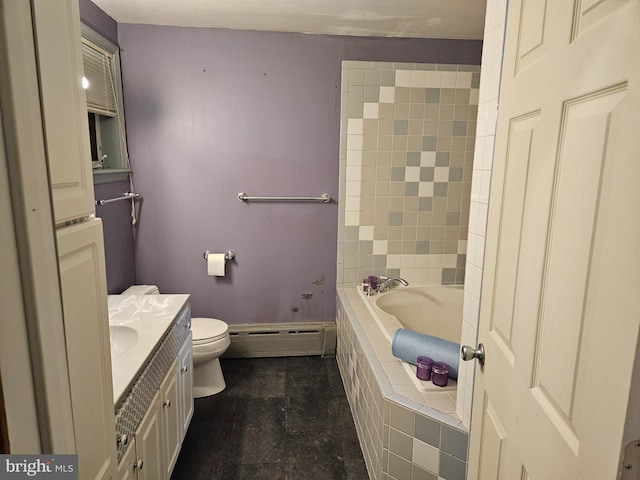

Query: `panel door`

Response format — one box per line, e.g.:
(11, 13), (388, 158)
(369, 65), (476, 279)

(136, 391), (164, 480)
(57, 219), (117, 480)
(468, 1), (640, 478)
(32, 0), (95, 224)
(161, 359), (181, 478)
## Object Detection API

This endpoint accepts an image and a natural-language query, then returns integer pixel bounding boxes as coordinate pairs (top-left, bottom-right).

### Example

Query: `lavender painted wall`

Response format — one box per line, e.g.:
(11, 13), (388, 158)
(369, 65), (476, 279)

(79, 1), (136, 293)
(118, 24), (481, 324)
(78, 0), (117, 45)
(94, 181), (136, 293)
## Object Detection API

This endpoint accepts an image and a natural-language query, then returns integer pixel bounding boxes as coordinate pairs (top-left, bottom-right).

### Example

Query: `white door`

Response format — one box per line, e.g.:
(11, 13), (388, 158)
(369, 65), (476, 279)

(468, 1), (640, 479)
(57, 219), (118, 480)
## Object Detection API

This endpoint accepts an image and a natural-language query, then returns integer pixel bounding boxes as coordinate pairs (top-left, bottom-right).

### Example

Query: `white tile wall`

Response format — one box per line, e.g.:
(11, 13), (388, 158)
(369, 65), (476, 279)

(455, 0), (509, 429)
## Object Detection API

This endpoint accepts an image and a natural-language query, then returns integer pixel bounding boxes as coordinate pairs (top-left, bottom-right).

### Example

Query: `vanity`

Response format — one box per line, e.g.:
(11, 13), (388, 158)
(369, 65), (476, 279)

(108, 294), (193, 480)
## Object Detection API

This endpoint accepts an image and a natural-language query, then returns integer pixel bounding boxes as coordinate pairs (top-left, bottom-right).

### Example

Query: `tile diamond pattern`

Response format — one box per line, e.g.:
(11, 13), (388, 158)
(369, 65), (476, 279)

(339, 61), (478, 286)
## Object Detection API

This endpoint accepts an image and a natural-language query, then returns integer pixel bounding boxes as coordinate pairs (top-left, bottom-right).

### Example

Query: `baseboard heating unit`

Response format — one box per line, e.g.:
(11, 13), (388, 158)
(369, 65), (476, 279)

(223, 322), (337, 358)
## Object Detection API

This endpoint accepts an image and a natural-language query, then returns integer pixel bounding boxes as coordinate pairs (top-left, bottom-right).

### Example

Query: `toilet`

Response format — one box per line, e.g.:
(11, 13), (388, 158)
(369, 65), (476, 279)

(121, 285), (231, 398)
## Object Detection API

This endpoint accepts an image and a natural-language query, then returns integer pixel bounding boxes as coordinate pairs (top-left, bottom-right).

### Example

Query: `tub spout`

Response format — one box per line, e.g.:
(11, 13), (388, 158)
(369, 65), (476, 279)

(377, 277), (409, 292)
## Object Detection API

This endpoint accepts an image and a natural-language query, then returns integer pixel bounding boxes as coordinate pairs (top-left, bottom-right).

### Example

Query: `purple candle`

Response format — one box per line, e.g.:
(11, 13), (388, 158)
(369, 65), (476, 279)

(431, 362), (450, 387)
(416, 356), (433, 381)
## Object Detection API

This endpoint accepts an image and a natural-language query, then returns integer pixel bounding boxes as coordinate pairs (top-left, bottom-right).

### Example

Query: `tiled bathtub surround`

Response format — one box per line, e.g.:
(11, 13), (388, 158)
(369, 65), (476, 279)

(338, 61), (479, 287)
(337, 289), (468, 480)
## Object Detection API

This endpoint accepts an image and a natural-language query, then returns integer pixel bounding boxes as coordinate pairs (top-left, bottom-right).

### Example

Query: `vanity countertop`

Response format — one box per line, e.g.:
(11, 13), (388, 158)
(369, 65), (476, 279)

(107, 294), (190, 404)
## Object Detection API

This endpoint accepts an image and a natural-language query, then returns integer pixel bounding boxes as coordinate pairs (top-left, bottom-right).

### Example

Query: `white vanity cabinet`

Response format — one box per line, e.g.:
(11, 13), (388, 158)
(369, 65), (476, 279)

(115, 325), (193, 480)
(117, 391), (163, 480)
(161, 358), (181, 478)
(178, 332), (194, 440)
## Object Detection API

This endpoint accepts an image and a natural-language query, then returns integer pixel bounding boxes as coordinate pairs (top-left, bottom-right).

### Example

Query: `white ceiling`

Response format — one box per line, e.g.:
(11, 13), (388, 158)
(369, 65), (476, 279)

(92, 0), (487, 40)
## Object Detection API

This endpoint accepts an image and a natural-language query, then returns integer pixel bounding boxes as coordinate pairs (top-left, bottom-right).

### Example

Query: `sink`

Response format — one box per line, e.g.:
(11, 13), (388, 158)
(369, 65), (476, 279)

(109, 325), (139, 358)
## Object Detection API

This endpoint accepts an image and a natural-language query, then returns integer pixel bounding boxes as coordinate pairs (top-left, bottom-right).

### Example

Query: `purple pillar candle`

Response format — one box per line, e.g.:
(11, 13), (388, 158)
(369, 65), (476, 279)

(416, 356), (433, 381)
(431, 362), (450, 387)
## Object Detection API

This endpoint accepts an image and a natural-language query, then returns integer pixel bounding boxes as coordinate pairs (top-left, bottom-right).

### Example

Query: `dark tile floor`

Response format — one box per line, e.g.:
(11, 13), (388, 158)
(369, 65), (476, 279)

(171, 356), (368, 480)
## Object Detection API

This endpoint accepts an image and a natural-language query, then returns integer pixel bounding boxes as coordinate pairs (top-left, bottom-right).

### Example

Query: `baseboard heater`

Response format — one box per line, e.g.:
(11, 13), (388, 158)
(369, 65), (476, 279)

(222, 322), (337, 358)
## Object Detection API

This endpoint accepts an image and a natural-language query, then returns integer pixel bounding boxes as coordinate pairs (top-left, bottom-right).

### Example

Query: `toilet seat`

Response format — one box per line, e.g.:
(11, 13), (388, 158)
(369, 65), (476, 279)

(192, 317), (229, 345)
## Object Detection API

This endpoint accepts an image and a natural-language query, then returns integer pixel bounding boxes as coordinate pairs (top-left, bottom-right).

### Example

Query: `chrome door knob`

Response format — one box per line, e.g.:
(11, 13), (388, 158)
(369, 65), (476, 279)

(461, 343), (485, 367)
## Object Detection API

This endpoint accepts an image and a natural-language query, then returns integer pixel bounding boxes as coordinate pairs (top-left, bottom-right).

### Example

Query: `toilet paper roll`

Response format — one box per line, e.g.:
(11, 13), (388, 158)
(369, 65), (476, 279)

(207, 253), (226, 276)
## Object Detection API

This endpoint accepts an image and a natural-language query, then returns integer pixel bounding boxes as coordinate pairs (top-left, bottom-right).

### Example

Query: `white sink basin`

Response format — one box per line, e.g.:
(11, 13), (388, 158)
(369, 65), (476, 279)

(109, 325), (139, 358)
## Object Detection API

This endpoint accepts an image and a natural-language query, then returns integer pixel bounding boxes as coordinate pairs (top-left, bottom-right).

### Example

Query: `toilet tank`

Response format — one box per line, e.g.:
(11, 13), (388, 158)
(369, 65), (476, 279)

(121, 285), (159, 295)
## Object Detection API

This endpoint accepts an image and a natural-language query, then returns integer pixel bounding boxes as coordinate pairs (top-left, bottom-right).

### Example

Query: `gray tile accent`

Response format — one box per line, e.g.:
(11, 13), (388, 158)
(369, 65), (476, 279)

(413, 464), (439, 480)
(381, 69), (396, 86)
(391, 166), (406, 181)
(446, 212), (461, 225)
(426, 88), (441, 103)
(442, 268), (457, 284)
(389, 212), (404, 226)
(360, 241), (373, 255)
(420, 168), (436, 184)
(365, 85), (380, 102)
(471, 72), (481, 88)
(422, 136), (437, 151)
(436, 63), (457, 71)
(407, 152), (421, 166)
(441, 426), (469, 461)
(436, 152), (451, 166)
(414, 415), (441, 448)
(389, 403), (415, 435)
(389, 452), (413, 479)
(418, 197), (433, 211)
(453, 121), (468, 136)
(405, 182), (419, 196)
(449, 167), (464, 182)
(389, 427), (414, 461)
(434, 183), (449, 196)
(345, 226), (360, 240)
(365, 68), (381, 86)
(394, 119), (409, 135)
(416, 241), (430, 254)
(439, 452), (466, 480)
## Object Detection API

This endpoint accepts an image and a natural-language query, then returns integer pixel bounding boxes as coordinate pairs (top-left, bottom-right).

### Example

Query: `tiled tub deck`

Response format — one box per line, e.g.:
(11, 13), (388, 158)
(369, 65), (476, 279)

(337, 288), (468, 480)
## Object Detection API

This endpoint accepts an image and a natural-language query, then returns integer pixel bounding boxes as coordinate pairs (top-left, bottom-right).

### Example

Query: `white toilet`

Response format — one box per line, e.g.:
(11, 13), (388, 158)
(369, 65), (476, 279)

(121, 285), (231, 398)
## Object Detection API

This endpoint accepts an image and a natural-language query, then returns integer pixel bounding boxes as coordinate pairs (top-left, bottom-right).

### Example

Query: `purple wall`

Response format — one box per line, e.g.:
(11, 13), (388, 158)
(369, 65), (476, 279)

(94, 181), (137, 293)
(78, 0), (117, 45)
(80, 1), (136, 294)
(118, 25), (481, 324)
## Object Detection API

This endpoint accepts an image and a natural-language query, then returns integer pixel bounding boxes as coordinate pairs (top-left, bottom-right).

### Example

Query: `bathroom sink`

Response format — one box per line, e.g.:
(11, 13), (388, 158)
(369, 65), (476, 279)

(109, 325), (139, 358)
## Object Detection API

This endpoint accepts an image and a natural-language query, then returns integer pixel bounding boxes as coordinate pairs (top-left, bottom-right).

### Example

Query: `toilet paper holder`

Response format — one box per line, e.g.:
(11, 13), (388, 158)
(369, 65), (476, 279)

(203, 251), (236, 261)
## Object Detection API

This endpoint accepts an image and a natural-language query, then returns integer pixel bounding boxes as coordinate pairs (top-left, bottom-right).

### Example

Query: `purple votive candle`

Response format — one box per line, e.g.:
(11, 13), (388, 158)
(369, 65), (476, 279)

(416, 356), (433, 381)
(431, 362), (450, 387)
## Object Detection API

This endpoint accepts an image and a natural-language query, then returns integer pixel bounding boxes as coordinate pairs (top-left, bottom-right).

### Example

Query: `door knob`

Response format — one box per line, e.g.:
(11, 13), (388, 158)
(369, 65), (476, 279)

(461, 343), (485, 367)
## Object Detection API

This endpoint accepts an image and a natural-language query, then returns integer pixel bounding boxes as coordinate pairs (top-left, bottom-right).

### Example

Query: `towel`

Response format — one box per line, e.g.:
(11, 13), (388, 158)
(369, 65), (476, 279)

(391, 328), (460, 379)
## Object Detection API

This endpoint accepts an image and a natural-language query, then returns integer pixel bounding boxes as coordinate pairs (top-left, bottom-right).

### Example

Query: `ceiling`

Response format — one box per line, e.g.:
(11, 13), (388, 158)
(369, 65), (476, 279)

(91, 0), (487, 40)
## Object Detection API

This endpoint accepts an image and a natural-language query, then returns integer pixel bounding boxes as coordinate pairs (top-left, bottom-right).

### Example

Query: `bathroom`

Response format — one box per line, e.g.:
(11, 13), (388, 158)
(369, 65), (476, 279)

(84, 0), (485, 476)
(2, 0), (639, 479)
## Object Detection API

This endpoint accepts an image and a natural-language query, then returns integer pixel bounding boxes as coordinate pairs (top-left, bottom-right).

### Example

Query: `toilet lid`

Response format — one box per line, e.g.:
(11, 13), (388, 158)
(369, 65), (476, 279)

(191, 317), (228, 343)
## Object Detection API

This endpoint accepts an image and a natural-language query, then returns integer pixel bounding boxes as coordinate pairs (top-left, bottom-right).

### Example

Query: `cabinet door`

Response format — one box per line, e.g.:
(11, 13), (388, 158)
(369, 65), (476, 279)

(32, 0), (95, 223)
(136, 392), (164, 480)
(178, 333), (194, 440)
(161, 359), (181, 478)
(117, 441), (137, 480)
(57, 219), (117, 480)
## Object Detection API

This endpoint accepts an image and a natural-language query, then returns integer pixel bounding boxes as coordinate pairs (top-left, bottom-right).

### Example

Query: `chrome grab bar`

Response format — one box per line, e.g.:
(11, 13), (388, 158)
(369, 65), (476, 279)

(238, 192), (330, 203)
(95, 192), (141, 206)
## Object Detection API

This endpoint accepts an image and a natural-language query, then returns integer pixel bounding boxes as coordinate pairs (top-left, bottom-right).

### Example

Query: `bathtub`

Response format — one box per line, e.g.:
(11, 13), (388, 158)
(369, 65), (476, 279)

(336, 285), (468, 478)
(361, 285), (463, 344)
